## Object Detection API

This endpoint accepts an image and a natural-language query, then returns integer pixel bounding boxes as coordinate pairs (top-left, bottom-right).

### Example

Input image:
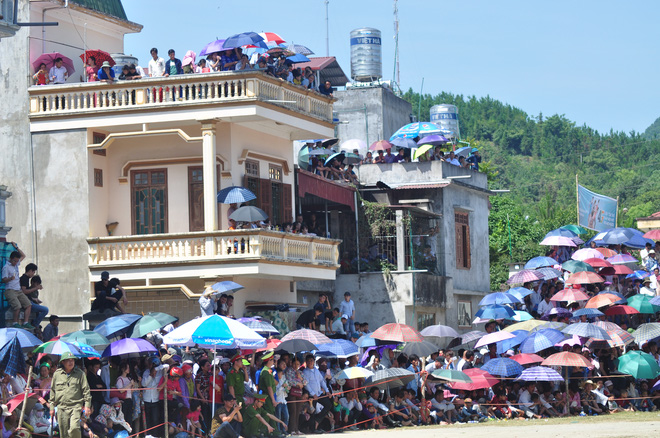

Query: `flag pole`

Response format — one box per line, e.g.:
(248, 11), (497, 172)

(575, 174), (579, 225)
(615, 196), (619, 227)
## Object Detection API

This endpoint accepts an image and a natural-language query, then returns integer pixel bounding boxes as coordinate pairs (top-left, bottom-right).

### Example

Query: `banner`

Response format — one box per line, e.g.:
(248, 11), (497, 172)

(577, 184), (617, 232)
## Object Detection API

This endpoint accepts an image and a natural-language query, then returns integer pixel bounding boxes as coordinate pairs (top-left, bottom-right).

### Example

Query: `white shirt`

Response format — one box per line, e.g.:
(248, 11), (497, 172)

(142, 367), (164, 403)
(2, 261), (20, 290)
(338, 397), (360, 412)
(430, 398), (454, 412)
(640, 248), (650, 263)
(640, 286), (655, 297)
(148, 57), (165, 77)
(49, 65), (68, 83)
(446, 158), (460, 166)
(537, 299), (554, 316)
(518, 390), (533, 408)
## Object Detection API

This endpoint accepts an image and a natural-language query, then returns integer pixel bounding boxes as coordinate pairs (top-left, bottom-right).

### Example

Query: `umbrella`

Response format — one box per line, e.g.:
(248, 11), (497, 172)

(542, 308), (573, 319)
(287, 53), (310, 63)
(343, 153), (361, 165)
(458, 330), (487, 344)
(474, 331), (516, 349)
(571, 248), (605, 261)
(537, 267), (562, 280)
(238, 318), (279, 335)
(542, 351), (592, 368)
(510, 353), (544, 365)
(129, 313), (178, 338)
(607, 254), (638, 264)
(307, 147), (333, 156)
(627, 294), (660, 314)
(540, 236), (576, 247)
(502, 320), (547, 332)
(339, 139), (367, 155)
(519, 329), (566, 353)
(545, 228), (577, 239)
(6, 392), (41, 415)
(599, 228), (636, 245)
(565, 271), (604, 285)
(255, 32), (285, 44)
(61, 330), (110, 349)
(365, 368), (415, 390)
(585, 293), (620, 308)
(316, 339), (359, 358)
(200, 39), (226, 56)
(276, 339), (316, 353)
(507, 287), (534, 300)
(583, 258), (612, 268)
(643, 229), (660, 240)
(431, 369), (472, 383)
(211, 281), (244, 295)
(478, 292), (520, 306)
(286, 43), (313, 55)
(401, 341), (438, 357)
(223, 32), (267, 49)
(256, 338), (282, 352)
(516, 366), (564, 382)
(324, 152), (345, 166)
(454, 146), (471, 158)
(561, 260), (595, 273)
(413, 144), (434, 160)
(475, 304), (516, 320)
(32, 52), (75, 75)
(511, 310), (533, 322)
(33, 340), (98, 358)
(496, 330), (528, 354)
(80, 49), (115, 67)
(355, 333), (378, 348)
(369, 140), (392, 151)
(164, 314), (265, 348)
(561, 224), (589, 235)
(0, 337), (26, 376)
(550, 288), (590, 302)
(450, 368), (500, 391)
(93, 314), (141, 338)
(617, 350), (660, 379)
(420, 324), (459, 338)
(281, 329), (332, 345)
(611, 265), (634, 275)
(102, 338), (157, 357)
(506, 269), (544, 284)
(216, 186), (257, 204)
(604, 305), (639, 316)
(390, 138), (418, 148)
(595, 247), (618, 257)
(389, 122), (443, 140)
(372, 323), (423, 343)
(417, 135), (448, 146)
(626, 270), (652, 280)
(573, 308), (604, 318)
(632, 323), (660, 344)
(524, 256), (558, 269)
(229, 206), (268, 222)
(651, 296), (660, 306)
(182, 50), (196, 67)
(586, 329), (634, 348)
(0, 328), (42, 349)
(562, 323), (610, 340)
(481, 358), (523, 377)
(334, 367), (374, 381)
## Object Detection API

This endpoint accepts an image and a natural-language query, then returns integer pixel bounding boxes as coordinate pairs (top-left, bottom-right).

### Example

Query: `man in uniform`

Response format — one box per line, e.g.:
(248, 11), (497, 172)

(50, 352), (92, 438)
(242, 394), (286, 438)
(226, 354), (250, 404)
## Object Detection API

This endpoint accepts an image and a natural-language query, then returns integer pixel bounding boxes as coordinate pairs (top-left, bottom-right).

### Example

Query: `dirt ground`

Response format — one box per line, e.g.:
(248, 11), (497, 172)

(326, 412), (660, 438)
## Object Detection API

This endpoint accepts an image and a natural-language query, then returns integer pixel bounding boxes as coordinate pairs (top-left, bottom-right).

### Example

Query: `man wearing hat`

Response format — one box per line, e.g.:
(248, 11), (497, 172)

(243, 394), (287, 438)
(639, 277), (655, 297)
(645, 250), (658, 273)
(211, 394), (243, 438)
(257, 351), (277, 422)
(227, 354), (250, 404)
(97, 62), (115, 84)
(50, 352), (92, 438)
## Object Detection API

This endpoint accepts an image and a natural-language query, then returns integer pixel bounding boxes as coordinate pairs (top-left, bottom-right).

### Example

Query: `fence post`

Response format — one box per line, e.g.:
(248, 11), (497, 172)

(164, 371), (169, 438)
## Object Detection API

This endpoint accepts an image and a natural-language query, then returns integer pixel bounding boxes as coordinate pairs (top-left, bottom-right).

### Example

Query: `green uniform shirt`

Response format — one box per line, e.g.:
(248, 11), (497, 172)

(243, 404), (267, 438)
(51, 367), (92, 409)
(226, 369), (245, 400)
(258, 368), (276, 414)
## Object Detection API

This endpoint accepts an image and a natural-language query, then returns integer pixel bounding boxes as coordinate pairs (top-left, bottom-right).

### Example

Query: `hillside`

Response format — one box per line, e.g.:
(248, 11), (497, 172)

(401, 90), (660, 290)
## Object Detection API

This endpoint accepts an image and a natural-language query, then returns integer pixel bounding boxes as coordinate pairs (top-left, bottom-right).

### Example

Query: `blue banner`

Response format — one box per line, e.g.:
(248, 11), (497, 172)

(577, 184), (617, 232)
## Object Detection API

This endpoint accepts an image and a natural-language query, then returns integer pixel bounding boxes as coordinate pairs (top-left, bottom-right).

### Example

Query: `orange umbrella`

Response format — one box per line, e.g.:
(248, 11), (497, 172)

(565, 271), (604, 285)
(542, 351), (592, 368)
(585, 293), (620, 309)
(594, 247), (617, 257)
(372, 323), (424, 343)
(550, 288), (590, 302)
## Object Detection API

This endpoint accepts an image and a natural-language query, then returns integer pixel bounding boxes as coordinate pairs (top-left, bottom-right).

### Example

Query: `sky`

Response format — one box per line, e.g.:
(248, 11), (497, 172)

(122, 0), (660, 134)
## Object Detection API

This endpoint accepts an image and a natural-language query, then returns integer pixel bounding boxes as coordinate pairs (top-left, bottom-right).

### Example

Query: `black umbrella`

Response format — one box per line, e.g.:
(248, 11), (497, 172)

(229, 206), (268, 222)
(321, 138), (339, 148)
(365, 368), (415, 390)
(276, 339), (317, 354)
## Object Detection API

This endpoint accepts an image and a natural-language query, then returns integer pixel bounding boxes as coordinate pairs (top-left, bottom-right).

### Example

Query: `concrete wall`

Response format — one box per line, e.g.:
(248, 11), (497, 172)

(357, 161), (488, 189)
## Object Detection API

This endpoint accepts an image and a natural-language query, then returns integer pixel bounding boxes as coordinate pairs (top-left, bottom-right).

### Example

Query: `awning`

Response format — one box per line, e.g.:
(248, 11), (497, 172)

(297, 169), (356, 211)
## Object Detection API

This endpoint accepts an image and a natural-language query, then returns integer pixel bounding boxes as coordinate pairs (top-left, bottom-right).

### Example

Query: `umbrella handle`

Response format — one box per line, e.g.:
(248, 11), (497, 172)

(18, 366), (34, 430)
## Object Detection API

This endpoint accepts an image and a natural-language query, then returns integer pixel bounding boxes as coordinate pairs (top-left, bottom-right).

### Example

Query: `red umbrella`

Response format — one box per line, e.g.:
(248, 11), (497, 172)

(450, 368), (500, 390)
(594, 247), (617, 258)
(506, 269), (544, 285)
(259, 32), (286, 44)
(612, 265), (634, 275)
(257, 338), (282, 352)
(605, 305), (640, 316)
(369, 140), (393, 151)
(643, 229), (660, 240)
(565, 271), (604, 285)
(7, 392), (43, 414)
(510, 353), (544, 365)
(372, 323), (423, 343)
(541, 351), (592, 368)
(31, 52), (75, 75)
(585, 293), (620, 309)
(550, 288), (590, 302)
(80, 49), (115, 67)
(583, 258), (612, 268)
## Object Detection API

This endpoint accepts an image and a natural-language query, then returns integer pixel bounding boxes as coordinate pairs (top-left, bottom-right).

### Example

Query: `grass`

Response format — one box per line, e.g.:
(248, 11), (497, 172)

(439, 411), (660, 428)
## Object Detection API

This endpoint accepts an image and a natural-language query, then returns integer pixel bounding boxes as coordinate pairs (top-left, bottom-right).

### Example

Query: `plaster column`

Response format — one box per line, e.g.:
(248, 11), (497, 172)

(395, 209), (406, 272)
(201, 121), (218, 232)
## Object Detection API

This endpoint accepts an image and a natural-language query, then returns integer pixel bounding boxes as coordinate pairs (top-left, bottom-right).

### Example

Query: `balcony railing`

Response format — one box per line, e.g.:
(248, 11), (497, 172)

(28, 71), (334, 122)
(87, 229), (340, 268)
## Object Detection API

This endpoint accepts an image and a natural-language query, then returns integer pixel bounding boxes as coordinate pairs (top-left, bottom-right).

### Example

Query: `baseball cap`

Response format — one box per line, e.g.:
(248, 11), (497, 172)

(341, 314), (349, 320)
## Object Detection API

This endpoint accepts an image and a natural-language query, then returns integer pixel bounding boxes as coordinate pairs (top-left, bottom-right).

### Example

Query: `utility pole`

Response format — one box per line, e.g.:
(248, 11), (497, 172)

(325, 0), (330, 56)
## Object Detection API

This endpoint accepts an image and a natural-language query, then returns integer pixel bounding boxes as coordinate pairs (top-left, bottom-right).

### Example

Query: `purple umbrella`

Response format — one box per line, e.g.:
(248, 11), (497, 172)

(507, 269), (544, 285)
(606, 254), (637, 265)
(101, 338), (157, 357)
(32, 52), (75, 75)
(417, 135), (448, 146)
(540, 236), (577, 247)
(200, 39), (226, 56)
(542, 307), (573, 320)
(516, 366), (564, 382)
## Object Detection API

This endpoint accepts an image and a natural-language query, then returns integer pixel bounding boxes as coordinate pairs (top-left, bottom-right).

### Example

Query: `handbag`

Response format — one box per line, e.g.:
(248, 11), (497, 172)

(289, 386), (303, 398)
(110, 389), (126, 400)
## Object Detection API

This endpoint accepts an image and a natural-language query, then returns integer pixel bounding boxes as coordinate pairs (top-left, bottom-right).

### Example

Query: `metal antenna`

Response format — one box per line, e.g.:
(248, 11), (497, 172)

(325, 0), (330, 56)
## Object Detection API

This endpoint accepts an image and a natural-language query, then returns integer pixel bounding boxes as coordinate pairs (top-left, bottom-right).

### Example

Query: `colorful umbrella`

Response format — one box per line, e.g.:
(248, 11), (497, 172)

(259, 32), (286, 44)
(542, 351), (592, 368)
(334, 366), (374, 381)
(450, 368), (500, 391)
(481, 357), (523, 377)
(561, 323), (610, 340)
(129, 313), (178, 338)
(573, 308), (604, 318)
(510, 353), (544, 365)
(478, 292), (520, 306)
(606, 254), (638, 264)
(626, 270), (652, 280)
(275, 338), (316, 353)
(281, 328), (332, 345)
(571, 248), (605, 261)
(372, 323), (423, 343)
(475, 304), (516, 320)
(632, 323), (660, 344)
(627, 294), (660, 314)
(365, 368), (415, 390)
(516, 366), (564, 382)
(561, 225), (589, 235)
(256, 338), (282, 352)
(506, 269), (544, 284)
(617, 350), (660, 379)
(417, 134), (448, 146)
(604, 305), (639, 316)
(474, 331), (516, 349)
(550, 288), (590, 302)
(80, 49), (115, 67)
(583, 258), (612, 268)
(585, 293), (620, 308)
(61, 330), (110, 349)
(163, 314), (266, 348)
(540, 236), (576, 247)
(524, 256), (558, 269)
(216, 186), (257, 204)
(223, 32), (267, 49)
(33, 340), (98, 357)
(643, 229), (660, 240)
(389, 122), (444, 140)
(102, 338), (157, 357)
(413, 144), (434, 160)
(401, 341), (438, 357)
(93, 314), (141, 338)
(565, 271), (604, 285)
(431, 369), (473, 383)
(561, 260), (595, 273)
(595, 247), (618, 257)
(199, 39), (226, 56)
(419, 324), (459, 338)
(316, 339), (359, 358)
(519, 329), (566, 353)
(586, 329), (634, 348)
(369, 140), (393, 151)
(32, 52), (75, 75)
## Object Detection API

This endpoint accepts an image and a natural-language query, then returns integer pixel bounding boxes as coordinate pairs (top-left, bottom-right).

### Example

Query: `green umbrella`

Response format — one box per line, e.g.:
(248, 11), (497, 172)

(561, 225), (589, 235)
(561, 260), (595, 273)
(413, 144), (434, 160)
(618, 350), (660, 379)
(60, 330), (110, 349)
(627, 294), (660, 314)
(129, 312), (177, 338)
(431, 369), (473, 383)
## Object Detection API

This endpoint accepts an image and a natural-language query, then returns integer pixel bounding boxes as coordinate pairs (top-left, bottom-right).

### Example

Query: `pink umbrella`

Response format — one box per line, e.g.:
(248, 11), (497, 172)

(506, 269), (544, 285)
(182, 50), (196, 67)
(369, 140), (393, 151)
(606, 254), (637, 264)
(550, 288), (590, 302)
(571, 248), (605, 261)
(32, 52), (75, 75)
(643, 229), (660, 240)
(540, 236), (576, 247)
(474, 331), (516, 348)
(451, 368), (500, 390)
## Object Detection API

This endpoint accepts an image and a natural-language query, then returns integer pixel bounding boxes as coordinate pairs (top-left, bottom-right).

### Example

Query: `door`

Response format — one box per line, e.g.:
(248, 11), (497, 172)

(189, 167), (204, 231)
(131, 169), (167, 235)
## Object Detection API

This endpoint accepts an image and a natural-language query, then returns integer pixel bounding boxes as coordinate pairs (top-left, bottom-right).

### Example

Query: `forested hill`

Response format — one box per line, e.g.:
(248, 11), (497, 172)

(402, 90), (660, 290)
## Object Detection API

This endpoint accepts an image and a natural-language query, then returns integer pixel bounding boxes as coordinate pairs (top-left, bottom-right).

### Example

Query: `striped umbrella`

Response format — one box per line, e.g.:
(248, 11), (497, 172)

(510, 353), (544, 365)
(524, 256), (559, 269)
(474, 331), (516, 349)
(507, 269), (544, 285)
(566, 271), (604, 285)
(562, 323), (610, 340)
(372, 323), (423, 343)
(450, 368), (500, 391)
(550, 288), (590, 302)
(481, 357), (523, 377)
(607, 254), (638, 264)
(542, 352), (592, 368)
(333, 366), (374, 381)
(216, 186), (257, 204)
(33, 340), (98, 358)
(478, 292), (521, 306)
(583, 258), (612, 268)
(537, 267), (563, 280)
(627, 294), (660, 314)
(585, 293), (620, 308)
(316, 339), (359, 358)
(586, 329), (634, 348)
(519, 329), (566, 353)
(561, 260), (595, 273)
(431, 369), (473, 383)
(571, 248), (605, 261)
(516, 366), (564, 382)
(605, 305), (639, 316)
(281, 329), (332, 345)
(618, 350), (660, 379)
(572, 308), (604, 318)
(632, 323), (660, 344)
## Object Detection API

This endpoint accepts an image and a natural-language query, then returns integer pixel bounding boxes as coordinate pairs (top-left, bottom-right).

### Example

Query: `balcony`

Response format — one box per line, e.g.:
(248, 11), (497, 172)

(86, 229), (340, 281)
(28, 70), (334, 123)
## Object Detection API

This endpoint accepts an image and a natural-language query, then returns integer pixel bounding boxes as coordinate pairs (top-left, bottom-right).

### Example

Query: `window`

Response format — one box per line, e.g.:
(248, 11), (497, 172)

(455, 211), (471, 269)
(417, 313), (435, 331)
(92, 132), (107, 144)
(131, 169), (167, 235)
(94, 169), (103, 187)
(269, 165), (282, 181)
(244, 161), (260, 207)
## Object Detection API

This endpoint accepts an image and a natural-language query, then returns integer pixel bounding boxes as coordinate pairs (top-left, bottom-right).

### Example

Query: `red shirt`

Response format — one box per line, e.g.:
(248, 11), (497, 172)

(159, 377), (182, 401)
(209, 374), (224, 403)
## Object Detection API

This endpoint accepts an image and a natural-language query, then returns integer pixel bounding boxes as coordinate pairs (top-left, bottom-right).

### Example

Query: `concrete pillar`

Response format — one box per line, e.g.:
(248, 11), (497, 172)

(395, 209), (406, 271)
(201, 121), (218, 232)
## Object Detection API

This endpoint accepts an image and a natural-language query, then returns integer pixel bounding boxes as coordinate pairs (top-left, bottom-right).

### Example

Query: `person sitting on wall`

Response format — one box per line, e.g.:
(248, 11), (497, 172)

(91, 271), (124, 314)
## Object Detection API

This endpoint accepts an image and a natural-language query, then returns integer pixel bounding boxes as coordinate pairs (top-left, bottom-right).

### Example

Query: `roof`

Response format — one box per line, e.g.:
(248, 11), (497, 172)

(296, 57), (349, 87)
(638, 211), (660, 220)
(70, 0), (128, 21)
(392, 183), (449, 190)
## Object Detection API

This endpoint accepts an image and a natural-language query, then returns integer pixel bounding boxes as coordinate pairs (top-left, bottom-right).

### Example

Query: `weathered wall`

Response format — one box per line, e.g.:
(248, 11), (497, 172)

(357, 161), (488, 189)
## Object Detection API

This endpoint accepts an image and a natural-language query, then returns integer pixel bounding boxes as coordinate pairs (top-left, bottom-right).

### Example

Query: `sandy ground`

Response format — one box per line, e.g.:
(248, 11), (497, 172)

(313, 413), (660, 438)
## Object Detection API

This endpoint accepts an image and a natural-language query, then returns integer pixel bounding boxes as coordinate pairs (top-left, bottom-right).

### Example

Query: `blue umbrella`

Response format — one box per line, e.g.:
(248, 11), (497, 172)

(496, 329), (528, 354)
(324, 152), (345, 166)
(524, 256), (559, 269)
(287, 53), (310, 63)
(478, 292), (520, 307)
(481, 357), (523, 377)
(573, 308), (604, 318)
(511, 310), (534, 322)
(223, 32), (267, 49)
(0, 337), (26, 376)
(316, 339), (359, 358)
(389, 122), (443, 140)
(562, 323), (611, 340)
(475, 304), (516, 320)
(544, 228), (577, 239)
(199, 39), (226, 56)
(163, 314), (265, 348)
(516, 366), (564, 382)
(211, 281), (244, 295)
(507, 287), (534, 301)
(598, 228), (636, 245)
(0, 328), (41, 349)
(355, 334), (378, 348)
(216, 186), (256, 204)
(390, 138), (417, 148)
(93, 314), (141, 338)
(519, 329), (566, 353)
(626, 270), (651, 280)
(455, 146), (471, 157)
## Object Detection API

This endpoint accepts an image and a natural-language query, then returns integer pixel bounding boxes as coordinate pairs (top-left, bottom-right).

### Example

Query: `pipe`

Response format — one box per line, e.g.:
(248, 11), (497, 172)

(42, 1), (68, 52)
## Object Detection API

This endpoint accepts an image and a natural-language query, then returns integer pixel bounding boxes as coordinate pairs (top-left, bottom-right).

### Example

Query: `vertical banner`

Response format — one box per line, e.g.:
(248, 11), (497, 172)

(577, 184), (617, 232)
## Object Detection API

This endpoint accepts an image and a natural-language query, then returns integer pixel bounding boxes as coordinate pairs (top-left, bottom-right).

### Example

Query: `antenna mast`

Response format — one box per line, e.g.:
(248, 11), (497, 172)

(325, 0), (330, 56)
(393, 0), (400, 87)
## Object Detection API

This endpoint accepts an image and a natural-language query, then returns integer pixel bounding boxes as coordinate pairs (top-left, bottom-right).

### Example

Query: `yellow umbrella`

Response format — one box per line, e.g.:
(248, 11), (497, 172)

(502, 319), (547, 333)
(413, 144), (434, 160)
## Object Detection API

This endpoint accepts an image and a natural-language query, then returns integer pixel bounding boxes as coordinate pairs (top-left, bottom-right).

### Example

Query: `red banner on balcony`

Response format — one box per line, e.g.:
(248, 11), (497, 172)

(297, 169), (356, 211)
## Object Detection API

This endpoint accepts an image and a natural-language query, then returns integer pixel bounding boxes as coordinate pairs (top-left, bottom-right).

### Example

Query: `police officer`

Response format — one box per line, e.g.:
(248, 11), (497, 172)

(50, 352), (92, 438)
(242, 394), (286, 438)
(226, 354), (249, 404)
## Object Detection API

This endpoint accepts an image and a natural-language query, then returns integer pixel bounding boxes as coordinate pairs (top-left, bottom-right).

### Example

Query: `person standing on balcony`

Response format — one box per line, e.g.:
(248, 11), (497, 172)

(220, 49), (238, 71)
(49, 58), (68, 84)
(2, 244), (33, 329)
(148, 48), (165, 77)
(164, 49), (183, 77)
(199, 289), (217, 317)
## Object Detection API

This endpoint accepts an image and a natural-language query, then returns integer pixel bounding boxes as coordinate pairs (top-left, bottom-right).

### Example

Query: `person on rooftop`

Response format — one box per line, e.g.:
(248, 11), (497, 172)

(164, 49), (183, 77)
(319, 80), (334, 97)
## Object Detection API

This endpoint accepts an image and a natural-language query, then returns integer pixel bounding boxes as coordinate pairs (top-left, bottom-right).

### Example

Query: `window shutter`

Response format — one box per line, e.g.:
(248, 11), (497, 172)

(455, 217), (463, 268)
(465, 221), (471, 268)
(283, 183), (292, 223)
(260, 178), (272, 220)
